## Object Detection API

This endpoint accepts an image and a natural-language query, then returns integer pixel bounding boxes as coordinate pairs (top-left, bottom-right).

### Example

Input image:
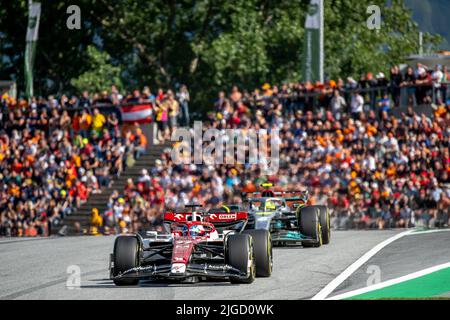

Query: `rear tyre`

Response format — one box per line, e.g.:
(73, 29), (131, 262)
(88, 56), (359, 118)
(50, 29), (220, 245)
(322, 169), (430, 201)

(298, 206), (322, 248)
(113, 236), (140, 286)
(315, 205), (331, 245)
(226, 234), (256, 284)
(243, 230), (272, 277)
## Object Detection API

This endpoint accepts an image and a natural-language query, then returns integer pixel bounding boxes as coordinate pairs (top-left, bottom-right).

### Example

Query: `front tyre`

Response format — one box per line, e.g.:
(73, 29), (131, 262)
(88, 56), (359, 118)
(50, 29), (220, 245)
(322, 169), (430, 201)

(314, 205), (331, 245)
(226, 234), (256, 284)
(298, 206), (322, 248)
(112, 236), (140, 286)
(243, 230), (273, 277)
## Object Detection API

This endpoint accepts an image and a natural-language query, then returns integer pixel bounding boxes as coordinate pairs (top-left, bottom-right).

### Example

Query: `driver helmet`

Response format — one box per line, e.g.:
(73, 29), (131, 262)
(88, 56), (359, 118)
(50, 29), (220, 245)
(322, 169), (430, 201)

(190, 225), (204, 237)
(181, 225), (189, 236)
(265, 200), (276, 211)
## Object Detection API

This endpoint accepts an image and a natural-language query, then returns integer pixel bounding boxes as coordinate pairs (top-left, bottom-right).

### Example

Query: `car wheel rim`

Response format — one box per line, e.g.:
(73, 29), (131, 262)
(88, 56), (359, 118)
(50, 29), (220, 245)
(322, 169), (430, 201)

(250, 240), (256, 279)
(268, 234), (273, 273)
(327, 209), (330, 239)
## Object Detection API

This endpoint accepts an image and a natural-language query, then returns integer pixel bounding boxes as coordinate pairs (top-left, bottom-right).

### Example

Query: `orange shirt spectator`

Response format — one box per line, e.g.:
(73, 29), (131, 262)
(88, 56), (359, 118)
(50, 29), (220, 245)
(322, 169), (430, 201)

(79, 111), (92, 131)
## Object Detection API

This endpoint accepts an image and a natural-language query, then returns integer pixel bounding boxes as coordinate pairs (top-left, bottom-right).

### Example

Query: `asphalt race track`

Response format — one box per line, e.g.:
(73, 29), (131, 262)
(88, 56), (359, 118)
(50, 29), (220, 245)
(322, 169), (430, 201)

(1, 229), (449, 300)
(329, 230), (450, 298)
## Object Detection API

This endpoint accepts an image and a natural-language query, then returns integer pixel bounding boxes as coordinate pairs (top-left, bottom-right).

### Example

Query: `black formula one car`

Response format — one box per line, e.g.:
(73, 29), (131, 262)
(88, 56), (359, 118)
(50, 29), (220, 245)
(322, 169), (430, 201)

(242, 183), (331, 247)
(109, 205), (272, 286)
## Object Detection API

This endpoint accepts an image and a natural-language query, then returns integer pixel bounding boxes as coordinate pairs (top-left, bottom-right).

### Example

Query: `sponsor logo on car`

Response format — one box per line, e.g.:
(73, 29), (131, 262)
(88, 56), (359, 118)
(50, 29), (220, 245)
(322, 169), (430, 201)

(171, 263), (186, 274)
(207, 264), (225, 270)
(218, 214), (236, 220)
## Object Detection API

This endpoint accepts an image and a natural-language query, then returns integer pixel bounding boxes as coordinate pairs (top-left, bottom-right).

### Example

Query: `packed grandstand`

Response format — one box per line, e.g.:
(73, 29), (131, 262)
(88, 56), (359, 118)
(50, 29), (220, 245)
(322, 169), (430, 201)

(0, 64), (449, 237)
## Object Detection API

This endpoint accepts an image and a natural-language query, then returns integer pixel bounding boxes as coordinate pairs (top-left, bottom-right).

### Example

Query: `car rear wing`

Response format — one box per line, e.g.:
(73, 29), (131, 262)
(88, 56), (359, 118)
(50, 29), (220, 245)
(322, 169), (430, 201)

(243, 190), (308, 200)
(206, 211), (248, 222)
(163, 211), (248, 223)
(163, 211), (248, 233)
(206, 211), (248, 233)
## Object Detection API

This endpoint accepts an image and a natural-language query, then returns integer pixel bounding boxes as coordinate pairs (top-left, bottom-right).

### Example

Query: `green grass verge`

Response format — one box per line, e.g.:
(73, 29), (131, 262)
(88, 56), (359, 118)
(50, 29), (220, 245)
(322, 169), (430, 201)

(346, 268), (450, 300)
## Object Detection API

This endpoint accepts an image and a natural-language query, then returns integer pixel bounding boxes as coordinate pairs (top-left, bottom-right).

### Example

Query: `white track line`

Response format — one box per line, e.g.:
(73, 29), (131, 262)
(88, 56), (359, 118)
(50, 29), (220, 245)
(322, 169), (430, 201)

(405, 228), (450, 236)
(311, 229), (414, 300)
(327, 262), (450, 300)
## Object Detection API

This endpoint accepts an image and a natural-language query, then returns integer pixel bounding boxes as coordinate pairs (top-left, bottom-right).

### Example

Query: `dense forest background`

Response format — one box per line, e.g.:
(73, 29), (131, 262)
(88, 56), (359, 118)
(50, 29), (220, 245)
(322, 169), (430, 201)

(0, 0), (444, 110)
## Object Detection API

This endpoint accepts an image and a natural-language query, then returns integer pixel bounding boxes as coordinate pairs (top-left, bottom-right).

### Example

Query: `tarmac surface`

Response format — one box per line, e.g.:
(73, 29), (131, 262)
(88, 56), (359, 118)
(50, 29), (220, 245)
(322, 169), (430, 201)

(0, 229), (447, 300)
(330, 230), (450, 298)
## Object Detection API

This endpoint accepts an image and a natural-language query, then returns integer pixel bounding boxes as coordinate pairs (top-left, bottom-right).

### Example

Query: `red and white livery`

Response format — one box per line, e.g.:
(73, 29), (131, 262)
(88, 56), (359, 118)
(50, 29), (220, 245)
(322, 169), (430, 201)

(109, 205), (273, 285)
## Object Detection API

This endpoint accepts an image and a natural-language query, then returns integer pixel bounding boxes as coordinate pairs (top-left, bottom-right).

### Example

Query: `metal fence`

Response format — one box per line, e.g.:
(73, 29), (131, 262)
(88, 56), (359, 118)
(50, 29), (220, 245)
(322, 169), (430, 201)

(275, 82), (449, 112)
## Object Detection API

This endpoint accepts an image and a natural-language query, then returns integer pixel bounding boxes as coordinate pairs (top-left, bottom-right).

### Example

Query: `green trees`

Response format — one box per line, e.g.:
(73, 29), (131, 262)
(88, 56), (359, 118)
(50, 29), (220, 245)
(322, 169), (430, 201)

(199, 1), (306, 88)
(0, 0), (442, 109)
(324, 0), (441, 78)
(71, 45), (123, 93)
(0, 0), (101, 96)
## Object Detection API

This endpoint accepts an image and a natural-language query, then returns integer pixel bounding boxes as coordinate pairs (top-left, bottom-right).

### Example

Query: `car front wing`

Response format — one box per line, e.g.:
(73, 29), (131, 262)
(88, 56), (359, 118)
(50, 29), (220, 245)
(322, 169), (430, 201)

(110, 259), (248, 281)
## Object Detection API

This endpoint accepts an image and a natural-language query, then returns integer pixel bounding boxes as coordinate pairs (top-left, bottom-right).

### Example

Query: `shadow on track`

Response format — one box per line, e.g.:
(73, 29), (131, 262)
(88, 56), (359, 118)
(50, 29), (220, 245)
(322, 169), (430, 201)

(81, 278), (240, 289)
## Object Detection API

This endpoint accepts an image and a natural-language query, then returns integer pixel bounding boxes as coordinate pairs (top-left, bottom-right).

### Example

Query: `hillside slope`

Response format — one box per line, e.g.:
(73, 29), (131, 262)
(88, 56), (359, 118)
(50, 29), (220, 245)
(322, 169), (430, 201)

(405, 0), (450, 49)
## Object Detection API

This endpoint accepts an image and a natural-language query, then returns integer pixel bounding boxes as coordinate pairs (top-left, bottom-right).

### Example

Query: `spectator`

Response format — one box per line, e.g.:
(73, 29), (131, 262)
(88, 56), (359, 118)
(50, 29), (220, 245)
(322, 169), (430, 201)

(89, 208), (103, 235)
(79, 91), (91, 108)
(142, 86), (156, 104)
(215, 91), (227, 112)
(377, 93), (391, 115)
(403, 67), (417, 106)
(127, 90), (142, 104)
(376, 72), (389, 97)
(441, 66), (449, 103)
(330, 89), (346, 120)
(390, 65), (403, 107)
(167, 90), (180, 131)
(79, 109), (92, 138)
(133, 127), (147, 159)
(96, 90), (113, 105)
(177, 85), (190, 126)
(91, 108), (106, 136)
(366, 72), (378, 109)
(432, 64), (444, 101)
(155, 95), (169, 142)
(110, 85), (123, 105)
(350, 91), (364, 118)
(107, 112), (119, 132)
(415, 63), (431, 104)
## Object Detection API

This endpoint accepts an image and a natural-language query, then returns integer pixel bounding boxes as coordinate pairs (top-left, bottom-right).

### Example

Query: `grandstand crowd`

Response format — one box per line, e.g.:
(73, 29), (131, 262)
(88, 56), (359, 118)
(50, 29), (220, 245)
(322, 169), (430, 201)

(0, 103), (147, 236)
(1, 63), (449, 236)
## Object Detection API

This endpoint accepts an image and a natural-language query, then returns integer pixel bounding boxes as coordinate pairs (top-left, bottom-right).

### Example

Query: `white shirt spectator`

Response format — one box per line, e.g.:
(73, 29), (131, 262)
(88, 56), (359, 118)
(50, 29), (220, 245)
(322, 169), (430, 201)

(113, 204), (124, 220)
(177, 90), (190, 103)
(138, 169), (151, 183)
(330, 94), (346, 115)
(431, 187), (443, 202)
(432, 69), (444, 88)
(351, 93), (364, 114)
